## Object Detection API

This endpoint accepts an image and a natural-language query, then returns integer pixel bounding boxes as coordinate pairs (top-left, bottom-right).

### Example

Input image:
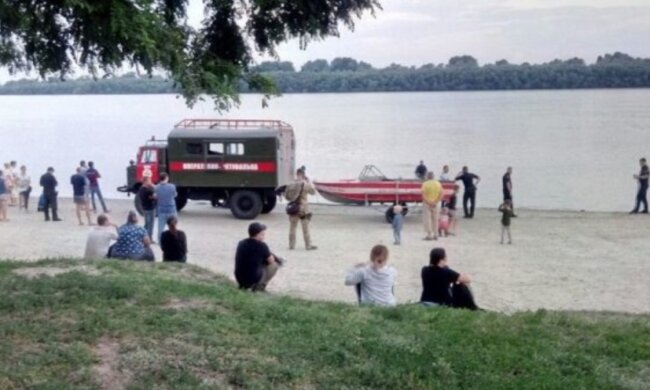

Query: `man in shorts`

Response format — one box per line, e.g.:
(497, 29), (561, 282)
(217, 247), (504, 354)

(71, 167), (93, 225)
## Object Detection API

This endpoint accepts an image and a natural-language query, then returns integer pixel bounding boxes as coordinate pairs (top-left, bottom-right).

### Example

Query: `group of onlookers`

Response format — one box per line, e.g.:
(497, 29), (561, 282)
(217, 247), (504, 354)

(84, 211), (187, 262)
(0, 162), (32, 221)
(414, 161), (515, 244)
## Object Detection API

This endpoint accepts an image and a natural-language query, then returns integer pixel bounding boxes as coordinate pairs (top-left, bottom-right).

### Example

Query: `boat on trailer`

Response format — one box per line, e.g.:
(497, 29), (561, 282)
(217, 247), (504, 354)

(313, 165), (457, 206)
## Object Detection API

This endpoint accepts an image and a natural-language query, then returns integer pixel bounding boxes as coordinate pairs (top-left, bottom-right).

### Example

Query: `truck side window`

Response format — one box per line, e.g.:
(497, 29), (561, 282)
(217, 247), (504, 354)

(208, 143), (224, 155)
(227, 143), (245, 155)
(186, 143), (203, 155)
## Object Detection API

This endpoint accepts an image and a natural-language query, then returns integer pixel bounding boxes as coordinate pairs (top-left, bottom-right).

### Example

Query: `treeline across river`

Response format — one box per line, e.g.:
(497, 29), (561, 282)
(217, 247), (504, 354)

(1, 52), (649, 95)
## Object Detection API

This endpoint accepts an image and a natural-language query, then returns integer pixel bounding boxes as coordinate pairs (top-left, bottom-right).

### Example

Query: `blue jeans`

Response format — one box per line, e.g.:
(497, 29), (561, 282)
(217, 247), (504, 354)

(89, 186), (108, 212)
(157, 210), (177, 243)
(143, 209), (155, 241)
(392, 214), (403, 244)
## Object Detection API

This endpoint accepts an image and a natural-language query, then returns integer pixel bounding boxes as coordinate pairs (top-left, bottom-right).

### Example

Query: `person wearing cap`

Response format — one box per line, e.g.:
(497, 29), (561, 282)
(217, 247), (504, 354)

(109, 211), (154, 261)
(284, 167), (317, 250)
(234, 222), (281, 292)
(39, 167), (61, 221)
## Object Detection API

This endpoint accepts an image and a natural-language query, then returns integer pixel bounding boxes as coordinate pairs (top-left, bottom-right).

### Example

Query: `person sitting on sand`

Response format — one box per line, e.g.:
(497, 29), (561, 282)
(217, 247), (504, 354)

(420, 247), (478, 310)
(109, 211), (154, 261)
(235, 222), (282, 292)
(344, 244), (396, 306)
(160, 216), (187, 262)
(438, 207), (450, 237)
(84, 214), (118, 259)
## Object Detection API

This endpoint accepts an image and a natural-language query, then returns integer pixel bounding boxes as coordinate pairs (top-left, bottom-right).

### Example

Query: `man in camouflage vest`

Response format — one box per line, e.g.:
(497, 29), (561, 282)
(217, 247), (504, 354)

(285, 167), (318, 250)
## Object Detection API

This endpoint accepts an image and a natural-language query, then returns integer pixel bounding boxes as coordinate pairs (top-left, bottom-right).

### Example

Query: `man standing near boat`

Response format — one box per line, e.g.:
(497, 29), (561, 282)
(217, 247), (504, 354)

(421, 172), (443, 240)
(455, 166), (481, 218)
(502, 166), (517, 217)
(415, 161), (427, 180)
(630, 158), (649, 214)
(285, 167), (318, 250)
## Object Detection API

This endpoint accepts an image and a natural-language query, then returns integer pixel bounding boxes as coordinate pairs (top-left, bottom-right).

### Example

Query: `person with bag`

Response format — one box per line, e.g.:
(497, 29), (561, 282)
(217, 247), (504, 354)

(284, 167), (317, 250)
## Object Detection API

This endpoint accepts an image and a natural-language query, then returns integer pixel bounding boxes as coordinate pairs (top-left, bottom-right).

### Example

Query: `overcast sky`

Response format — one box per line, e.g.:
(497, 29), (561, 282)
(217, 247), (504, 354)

(1, 0), (649, 81)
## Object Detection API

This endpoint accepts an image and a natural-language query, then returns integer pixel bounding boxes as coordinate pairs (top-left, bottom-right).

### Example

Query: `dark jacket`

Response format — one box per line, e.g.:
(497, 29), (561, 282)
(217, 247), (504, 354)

(40, 173), (58, 195)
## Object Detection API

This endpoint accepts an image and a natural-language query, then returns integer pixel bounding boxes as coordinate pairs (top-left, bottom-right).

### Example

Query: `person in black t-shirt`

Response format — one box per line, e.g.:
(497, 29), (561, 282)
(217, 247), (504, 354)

(420, 247), (478, 310)
(160, 216), (187, 262)
(234, 222), (281, 292)
(455, 166), (481, 218)
(137, 176), (156, 241)
(502, 166), (517, 217)
(631, 158), (649, 214)
(39, 167), (61, 221)
(415, 160), (427, 180)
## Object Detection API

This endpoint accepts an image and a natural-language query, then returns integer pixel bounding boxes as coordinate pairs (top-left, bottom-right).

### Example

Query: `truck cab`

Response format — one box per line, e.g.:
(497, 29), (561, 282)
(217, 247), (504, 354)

(119, 119), (295, 219)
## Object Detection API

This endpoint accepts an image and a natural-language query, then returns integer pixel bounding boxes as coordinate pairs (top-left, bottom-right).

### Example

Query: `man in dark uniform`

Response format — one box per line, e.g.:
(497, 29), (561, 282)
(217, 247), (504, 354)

(502, 166), (517, 217)
(415, 160), (427, 180)
(631, 158), (649, 214)
(40, 167), (61, 221)
(455, 166), (481, 218)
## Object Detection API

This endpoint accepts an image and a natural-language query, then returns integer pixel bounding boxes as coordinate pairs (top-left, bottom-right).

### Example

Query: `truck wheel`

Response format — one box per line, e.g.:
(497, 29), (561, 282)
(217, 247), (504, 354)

(261, 195), (277, 214)
(175, 193), (188, 212)
(230, 190), (263, 220)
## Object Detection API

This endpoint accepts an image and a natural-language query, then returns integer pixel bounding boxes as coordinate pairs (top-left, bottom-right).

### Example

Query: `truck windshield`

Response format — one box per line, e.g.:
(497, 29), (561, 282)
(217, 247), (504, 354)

(141, 149), (158, 164)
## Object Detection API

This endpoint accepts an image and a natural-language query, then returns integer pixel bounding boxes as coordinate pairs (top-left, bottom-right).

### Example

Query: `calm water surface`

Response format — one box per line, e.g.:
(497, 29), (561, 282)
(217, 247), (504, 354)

(1, 89), (649, 212)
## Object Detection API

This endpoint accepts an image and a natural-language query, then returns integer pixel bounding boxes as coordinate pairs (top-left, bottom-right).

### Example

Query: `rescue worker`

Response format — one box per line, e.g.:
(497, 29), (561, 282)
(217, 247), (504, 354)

(285, 167), (318, 250)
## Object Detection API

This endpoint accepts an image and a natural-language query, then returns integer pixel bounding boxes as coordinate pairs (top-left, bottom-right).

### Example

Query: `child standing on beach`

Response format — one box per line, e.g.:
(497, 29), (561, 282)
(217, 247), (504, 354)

(391, 204), (405, 245)
(498, 199), (514, 244)
(438, 207), (450, 237)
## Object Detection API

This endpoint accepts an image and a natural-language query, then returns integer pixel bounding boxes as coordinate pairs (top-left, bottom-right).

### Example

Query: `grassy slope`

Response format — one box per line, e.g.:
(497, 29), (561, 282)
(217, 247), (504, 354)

(0, 260), (648, 389)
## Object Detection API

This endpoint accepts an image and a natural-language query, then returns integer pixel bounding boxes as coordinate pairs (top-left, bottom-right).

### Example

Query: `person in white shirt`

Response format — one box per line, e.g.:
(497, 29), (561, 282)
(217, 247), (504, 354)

(17, 165), (32, 211)
(84, 214), (118, 259)
(345, 244), (396, 306)
(439, 165), (452, 181)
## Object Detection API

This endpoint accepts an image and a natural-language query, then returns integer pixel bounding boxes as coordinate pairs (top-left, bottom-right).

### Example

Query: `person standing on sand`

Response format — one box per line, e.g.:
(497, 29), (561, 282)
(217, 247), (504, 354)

(390, 203), (405, 245)
(155, 172), (177, 243)
(285, 167), (317, 250)
(0, 170), (9, 221)
(415, 161), (428, 180)
(4, 162), (15, 207)
(345, 244), (396, 306)
(455, 166), (481, 218)
(420, 247), (478, 310)
(9, 161), (19, 206)
(440, 165), (451, 181)
(499, 199), (514, 245)
(17, 165), (31, 211)
(502, 167), (517, 217)
(84, 214), (118, 258)
(630, 158), (649, 214)
(40, 167), (61, 221)
(71, 167), (93, 226)
(235, 222), (282, 292)
(86, 161), (109, 213)
(138, 175), (156, 240)
(421, 172), (443, 241)
(445, 186), (459, 235)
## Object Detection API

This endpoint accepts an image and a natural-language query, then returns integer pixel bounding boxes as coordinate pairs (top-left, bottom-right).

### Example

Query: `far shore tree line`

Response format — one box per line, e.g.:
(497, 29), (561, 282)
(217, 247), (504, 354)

(0, 52), (648, 95)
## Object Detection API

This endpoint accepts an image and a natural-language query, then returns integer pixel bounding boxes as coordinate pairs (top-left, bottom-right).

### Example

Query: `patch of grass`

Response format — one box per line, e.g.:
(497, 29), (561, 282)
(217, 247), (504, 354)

(0, 259), (648, 389)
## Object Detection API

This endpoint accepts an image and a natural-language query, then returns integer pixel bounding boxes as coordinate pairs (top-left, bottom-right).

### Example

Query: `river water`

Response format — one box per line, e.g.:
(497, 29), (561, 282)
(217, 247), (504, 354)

(1, 89), (649, 212)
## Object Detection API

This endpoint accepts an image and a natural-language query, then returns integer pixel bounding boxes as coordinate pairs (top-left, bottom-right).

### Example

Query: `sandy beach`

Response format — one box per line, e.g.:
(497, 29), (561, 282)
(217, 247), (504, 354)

(0, 198), (648, 314)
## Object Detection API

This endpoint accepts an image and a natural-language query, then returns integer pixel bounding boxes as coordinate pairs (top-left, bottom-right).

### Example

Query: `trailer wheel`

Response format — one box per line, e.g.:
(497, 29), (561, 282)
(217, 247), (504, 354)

(230, 190), (263, 220)
(261, 195), (277, 214)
